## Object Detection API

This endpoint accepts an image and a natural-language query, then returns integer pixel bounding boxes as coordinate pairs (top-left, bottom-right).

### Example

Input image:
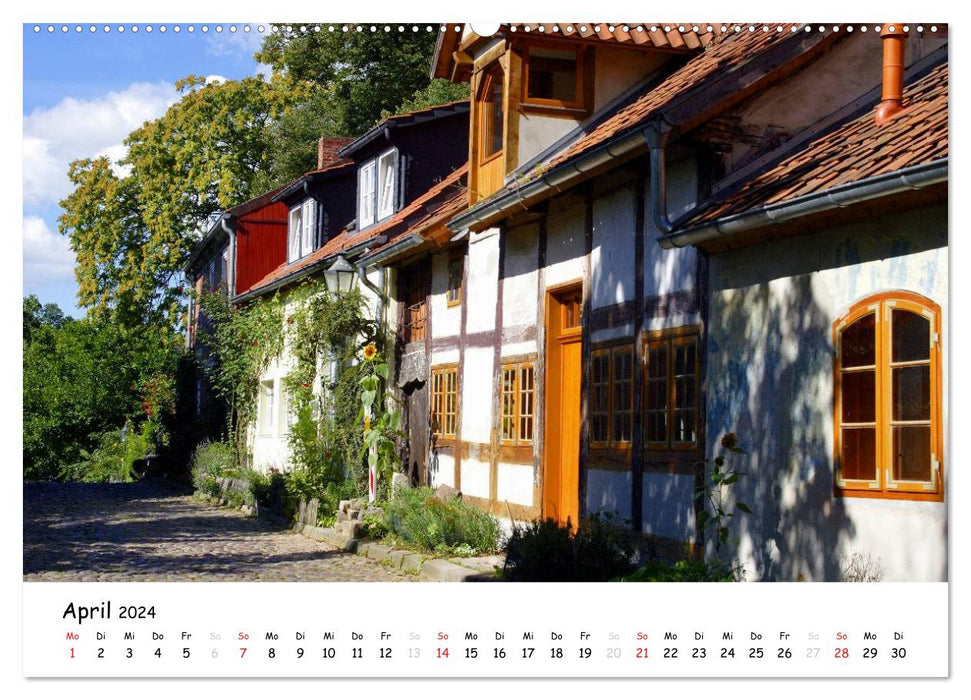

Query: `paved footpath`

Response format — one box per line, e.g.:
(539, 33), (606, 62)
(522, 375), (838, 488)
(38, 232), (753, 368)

(23, 481), (417, 582)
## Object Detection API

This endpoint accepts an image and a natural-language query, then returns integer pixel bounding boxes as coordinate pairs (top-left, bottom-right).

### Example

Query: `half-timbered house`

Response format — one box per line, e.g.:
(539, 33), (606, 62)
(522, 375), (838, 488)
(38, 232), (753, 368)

(425, 23), (947, 580)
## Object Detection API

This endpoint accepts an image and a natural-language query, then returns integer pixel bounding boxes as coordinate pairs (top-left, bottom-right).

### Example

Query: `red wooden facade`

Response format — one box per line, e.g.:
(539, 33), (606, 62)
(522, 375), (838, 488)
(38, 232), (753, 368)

(233, 201), (289, 296)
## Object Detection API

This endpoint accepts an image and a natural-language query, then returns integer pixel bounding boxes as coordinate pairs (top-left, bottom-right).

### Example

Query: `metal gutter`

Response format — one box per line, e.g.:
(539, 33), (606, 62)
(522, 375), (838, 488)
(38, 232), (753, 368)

(230, 234), (390, 305)
(358, 234), (425, 267)
(658, 158), (948, 249)
(220, 216), (237, 298)
(448, 130), (643, 234)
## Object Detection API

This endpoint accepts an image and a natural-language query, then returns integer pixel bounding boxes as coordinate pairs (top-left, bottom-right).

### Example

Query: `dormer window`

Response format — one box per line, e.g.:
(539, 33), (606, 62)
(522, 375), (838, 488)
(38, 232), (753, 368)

(358, 147), (398, 229)
(523, 45), (583, 110)
(287, 199), (317, 263)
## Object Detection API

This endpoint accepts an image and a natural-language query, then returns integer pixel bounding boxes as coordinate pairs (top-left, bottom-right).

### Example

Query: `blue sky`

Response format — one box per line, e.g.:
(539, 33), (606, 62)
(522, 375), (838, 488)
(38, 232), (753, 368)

(22, 23), (270, 316)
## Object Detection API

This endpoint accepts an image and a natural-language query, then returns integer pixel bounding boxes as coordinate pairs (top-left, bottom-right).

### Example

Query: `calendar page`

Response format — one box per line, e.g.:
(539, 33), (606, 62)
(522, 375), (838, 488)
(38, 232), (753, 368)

(14, 1), (959, 695)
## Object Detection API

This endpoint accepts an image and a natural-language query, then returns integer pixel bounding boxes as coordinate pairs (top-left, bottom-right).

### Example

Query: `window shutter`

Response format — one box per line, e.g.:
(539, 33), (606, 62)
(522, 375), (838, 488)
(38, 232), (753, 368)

(359, 162), (375, 228)
(302, 200), (316, 255)
(287, 208), (301, 262)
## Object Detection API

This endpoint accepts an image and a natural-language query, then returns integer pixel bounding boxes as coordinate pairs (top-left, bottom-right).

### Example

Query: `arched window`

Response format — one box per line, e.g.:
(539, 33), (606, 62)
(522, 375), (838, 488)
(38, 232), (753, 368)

(834, 292), (943, 500)
(478, 67), (504, 164)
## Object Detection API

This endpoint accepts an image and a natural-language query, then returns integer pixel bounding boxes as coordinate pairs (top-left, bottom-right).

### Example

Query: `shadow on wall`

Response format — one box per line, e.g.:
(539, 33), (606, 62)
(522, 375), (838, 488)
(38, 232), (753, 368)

(707, 274), (853, 581)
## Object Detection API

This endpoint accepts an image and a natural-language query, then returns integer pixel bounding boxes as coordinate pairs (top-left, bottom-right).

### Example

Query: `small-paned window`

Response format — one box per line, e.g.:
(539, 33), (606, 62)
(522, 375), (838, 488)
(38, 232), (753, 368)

(446, 253), (464, 307)
(590, 345), (634, 448)
(644, 329), (700, 451)
(431, 366), (459, 439)
(524, 45), (582, 108)
(834, 293), (942, 500)
(501, 361), (535, 445)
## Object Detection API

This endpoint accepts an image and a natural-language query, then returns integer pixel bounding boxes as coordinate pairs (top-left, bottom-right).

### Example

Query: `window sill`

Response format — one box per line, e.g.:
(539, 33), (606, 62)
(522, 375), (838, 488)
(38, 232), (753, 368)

(834, 488), (944, 503)
(520, 102), (589, 119)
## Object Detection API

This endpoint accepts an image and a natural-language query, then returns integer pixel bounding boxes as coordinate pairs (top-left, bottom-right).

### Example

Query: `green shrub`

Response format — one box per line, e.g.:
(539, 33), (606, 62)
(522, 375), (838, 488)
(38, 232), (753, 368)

(383, 487), (501, 556)
(359, 510), (390, 540)
(616, 559), (737, 582)
(315, 480), (362, 527)
(190, 440), (236, 486)
(60, 423), (153, 483)
(502, 513), (636, 582)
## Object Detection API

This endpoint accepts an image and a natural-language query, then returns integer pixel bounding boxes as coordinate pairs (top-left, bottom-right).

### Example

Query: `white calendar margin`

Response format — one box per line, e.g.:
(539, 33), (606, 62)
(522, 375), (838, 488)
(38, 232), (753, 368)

(22, 582), (948, 678)
(7, 0), (964, 695)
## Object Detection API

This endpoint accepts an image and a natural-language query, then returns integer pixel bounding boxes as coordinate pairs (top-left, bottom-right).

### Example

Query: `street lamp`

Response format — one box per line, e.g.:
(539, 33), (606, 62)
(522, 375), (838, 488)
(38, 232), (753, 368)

(324, 254), (357, 294)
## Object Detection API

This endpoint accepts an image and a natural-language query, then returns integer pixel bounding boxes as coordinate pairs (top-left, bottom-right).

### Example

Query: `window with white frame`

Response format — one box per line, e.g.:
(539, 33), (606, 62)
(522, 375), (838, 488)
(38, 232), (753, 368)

(258, 380), (276, 435)
(358, 148), (398, 228)
(287, 199), (317, 263)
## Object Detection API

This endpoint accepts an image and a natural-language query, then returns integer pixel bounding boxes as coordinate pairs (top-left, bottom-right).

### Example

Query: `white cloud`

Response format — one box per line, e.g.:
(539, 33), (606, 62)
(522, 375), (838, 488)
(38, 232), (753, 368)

(206, 24), (275, 77)
(23, 216), (75, 284)
(204, 75), (228, 85)
(22, 81), (178, 207)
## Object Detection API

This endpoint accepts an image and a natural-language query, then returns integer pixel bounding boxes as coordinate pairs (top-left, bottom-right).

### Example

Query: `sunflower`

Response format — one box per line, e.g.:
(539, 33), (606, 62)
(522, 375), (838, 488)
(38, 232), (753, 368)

(362, 343), (378, 361)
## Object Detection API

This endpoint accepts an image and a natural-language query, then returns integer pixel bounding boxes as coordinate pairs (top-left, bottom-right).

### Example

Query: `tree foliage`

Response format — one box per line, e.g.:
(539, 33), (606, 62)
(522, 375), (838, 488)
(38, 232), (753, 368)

(257, 25), (445, 135)
(254, 25), (469, 186)
(58, 76), (297, 327)
(23, 297), (180, 481)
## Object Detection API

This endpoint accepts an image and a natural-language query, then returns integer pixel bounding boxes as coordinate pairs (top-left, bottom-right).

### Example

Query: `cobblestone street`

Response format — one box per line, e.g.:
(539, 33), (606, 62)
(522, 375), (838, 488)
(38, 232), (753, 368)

(23, 481), (417, 582)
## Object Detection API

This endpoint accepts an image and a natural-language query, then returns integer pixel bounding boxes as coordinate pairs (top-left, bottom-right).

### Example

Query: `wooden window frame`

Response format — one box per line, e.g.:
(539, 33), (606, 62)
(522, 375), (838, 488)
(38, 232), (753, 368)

(520, 42), (589, 115)
(477, 67), (505, 167)
(446, 251), (464, 308)
(833, 291), (943, 502)
(590, 343), (634, 450)
(431, 365), (459, 441)
(642, 326), (701, 453)
(500, 360), (536, 446)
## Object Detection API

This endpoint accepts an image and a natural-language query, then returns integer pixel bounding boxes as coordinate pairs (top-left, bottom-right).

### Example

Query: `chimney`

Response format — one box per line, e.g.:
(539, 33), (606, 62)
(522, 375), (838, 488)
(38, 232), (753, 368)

(875, 24), (908, 125)
(316, 136), (353, 170)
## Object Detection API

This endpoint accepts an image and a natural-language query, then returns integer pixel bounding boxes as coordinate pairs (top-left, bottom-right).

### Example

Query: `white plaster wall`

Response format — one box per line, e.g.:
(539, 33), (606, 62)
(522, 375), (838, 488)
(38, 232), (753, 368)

(500, 341), (537, 358)
(586, 469), (633, 523)
(705, 206), (947, 581)
(461, 347), (494, 443)
(591, 182), (636, 309)
(503, 224), (540, 328)
(643, 157), (699, 297)
(590, 325), (634, 344)
(431, 348), (459, 366)
(430, 252), (461, 339)
(466, 229), (500, 332)
(430, 452), (455, 489)
(641, 472), (696, 542)
(518, 112), (581, 169)
(544, 195), (586, 287)
(496, 463), (534, 506)
(593, 49), (668, 112)
(461, 459), (491, 499)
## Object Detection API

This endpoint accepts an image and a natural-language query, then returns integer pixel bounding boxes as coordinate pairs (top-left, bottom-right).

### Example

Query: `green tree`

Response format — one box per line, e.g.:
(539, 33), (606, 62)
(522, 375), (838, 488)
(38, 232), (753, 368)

(22, 299), (180, 481)
(59, 76), (296, 327)
(257, 24), (467, 136)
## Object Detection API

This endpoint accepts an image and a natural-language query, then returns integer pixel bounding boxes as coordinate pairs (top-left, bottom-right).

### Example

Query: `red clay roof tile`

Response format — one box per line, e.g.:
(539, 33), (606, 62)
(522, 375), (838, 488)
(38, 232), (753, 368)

(243, 166), (468, 296)
(681, 61), (948, 226)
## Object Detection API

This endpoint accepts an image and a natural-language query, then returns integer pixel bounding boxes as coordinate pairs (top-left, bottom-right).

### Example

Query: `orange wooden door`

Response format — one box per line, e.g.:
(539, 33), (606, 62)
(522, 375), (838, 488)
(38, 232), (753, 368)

(544, 286), (583, 528)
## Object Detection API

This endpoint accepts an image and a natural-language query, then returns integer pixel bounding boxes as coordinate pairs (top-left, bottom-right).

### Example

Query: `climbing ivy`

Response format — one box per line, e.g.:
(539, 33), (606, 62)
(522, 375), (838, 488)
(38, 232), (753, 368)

(197, 289), (285, 465)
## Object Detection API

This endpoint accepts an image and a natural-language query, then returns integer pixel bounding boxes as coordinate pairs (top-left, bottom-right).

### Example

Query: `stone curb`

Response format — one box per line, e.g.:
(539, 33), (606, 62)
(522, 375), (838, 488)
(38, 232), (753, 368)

(204, 496), (498, 582)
